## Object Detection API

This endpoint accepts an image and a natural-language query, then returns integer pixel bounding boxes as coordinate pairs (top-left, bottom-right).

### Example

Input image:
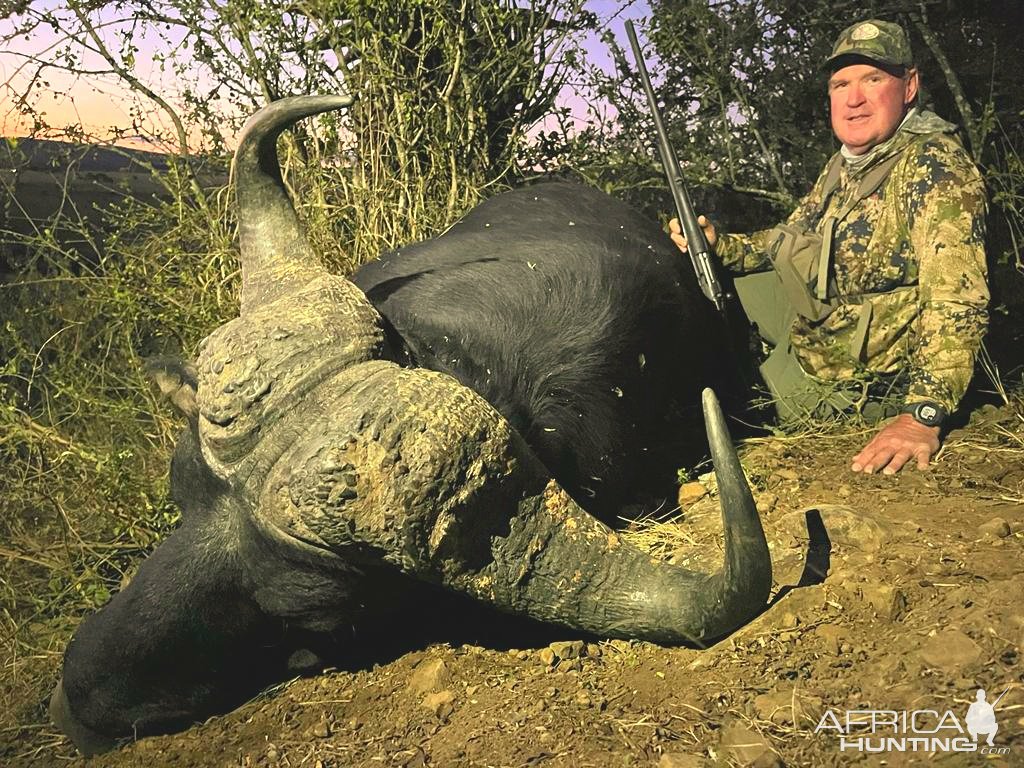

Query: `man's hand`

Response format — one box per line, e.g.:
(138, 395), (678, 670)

(850, 413), (941, 474)
(669, 215), (718, 254)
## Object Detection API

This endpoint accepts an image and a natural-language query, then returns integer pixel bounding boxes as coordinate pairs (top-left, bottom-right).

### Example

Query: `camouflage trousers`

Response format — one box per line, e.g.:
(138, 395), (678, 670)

(732, 271), (903, 427)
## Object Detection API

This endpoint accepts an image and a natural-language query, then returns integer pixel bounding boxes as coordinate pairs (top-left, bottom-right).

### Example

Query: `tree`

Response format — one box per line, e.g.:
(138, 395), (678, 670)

(579, 0), (1023, 271)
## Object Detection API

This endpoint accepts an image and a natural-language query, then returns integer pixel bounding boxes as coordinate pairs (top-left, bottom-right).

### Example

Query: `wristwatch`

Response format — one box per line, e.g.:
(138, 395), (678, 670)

(902, 401), (947, 428)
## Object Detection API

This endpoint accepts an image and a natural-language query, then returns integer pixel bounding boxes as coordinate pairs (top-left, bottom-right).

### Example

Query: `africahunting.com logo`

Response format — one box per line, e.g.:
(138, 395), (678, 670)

(814, 686), (1011, 755)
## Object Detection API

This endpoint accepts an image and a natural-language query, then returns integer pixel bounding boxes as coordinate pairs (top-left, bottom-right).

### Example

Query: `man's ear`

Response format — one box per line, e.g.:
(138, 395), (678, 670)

(904, 67), (920, 106)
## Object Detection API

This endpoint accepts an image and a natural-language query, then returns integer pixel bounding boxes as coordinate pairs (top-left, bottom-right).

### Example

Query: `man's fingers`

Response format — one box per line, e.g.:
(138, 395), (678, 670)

(882, 448), (915, 475)
(852, 446), (885, 473)
(668, 218), (689, 253)
(851, 414), (941, 475)
(850, 446), (871, 468)
(915, 445), (933, 470)
(850, 440), (882, 472)
(668, 214), (716, 252)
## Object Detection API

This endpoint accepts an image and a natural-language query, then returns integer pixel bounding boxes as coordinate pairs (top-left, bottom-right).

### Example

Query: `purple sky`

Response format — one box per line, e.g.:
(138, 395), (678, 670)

(0, 1), (653, 146)
(558, 1), (652, 128)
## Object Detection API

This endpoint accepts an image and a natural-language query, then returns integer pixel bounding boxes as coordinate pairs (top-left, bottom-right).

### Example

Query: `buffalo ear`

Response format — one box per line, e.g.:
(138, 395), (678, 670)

(144, 357), (199, 420)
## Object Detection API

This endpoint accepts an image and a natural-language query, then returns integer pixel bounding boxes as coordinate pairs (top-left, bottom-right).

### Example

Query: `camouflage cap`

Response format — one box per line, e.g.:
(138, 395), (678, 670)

(824, 20), (913, 71)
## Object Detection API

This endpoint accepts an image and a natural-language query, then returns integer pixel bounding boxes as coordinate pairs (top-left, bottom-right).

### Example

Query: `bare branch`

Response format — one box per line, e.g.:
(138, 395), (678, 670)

(909, 3), (986, 162)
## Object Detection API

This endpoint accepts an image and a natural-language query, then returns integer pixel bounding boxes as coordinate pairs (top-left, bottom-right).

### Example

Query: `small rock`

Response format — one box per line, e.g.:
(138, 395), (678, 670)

(719, 721), (771, 764)
(773, 468), (799, 482)
(753, 691), (794, 726)
(311, 718), (331, 739)
(678, 481), (708, 508)
(755, 492), (778, 514)
(537, 648), (557, 667)
(550, 640), (585, 660)
(979, 517), (1011, 538)
(816, 624), (843, 655)
(408, 658), (451, 694)
(659, 754), (710, 768)
(575, 691), (592, 707)
(421, 689), (456, 718)
(266, 746), (280, 763)
(516, 650), (530, 661)
(780, 612), (799, 629)
(782, 505), (887, 553)
(919, 629), (982, 670)
(860, 584), (909, 621)
(556, 658), (583, 673)
(750, 752), (785, 768)
(836, 484), (852, 499)
(586, 643), (603, 658)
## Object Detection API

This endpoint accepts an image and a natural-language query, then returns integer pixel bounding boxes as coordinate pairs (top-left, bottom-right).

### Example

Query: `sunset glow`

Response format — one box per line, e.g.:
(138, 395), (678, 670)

(1, 1), (651, 150)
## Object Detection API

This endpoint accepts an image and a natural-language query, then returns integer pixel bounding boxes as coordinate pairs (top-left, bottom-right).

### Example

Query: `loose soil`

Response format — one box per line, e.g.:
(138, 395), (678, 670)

(4, 400), (1023, 768)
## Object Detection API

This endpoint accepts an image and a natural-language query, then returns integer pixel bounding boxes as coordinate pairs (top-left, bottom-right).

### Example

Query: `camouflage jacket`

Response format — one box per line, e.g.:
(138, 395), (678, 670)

(716, 111), (989, 413)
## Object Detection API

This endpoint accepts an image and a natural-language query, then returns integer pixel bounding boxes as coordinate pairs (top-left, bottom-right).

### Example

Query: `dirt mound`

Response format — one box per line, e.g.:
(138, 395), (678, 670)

(5, 401), (1023, 767)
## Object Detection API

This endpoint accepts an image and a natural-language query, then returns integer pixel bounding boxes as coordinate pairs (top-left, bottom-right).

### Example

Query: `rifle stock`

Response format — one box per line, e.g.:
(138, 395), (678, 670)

(624, 21), (726, 312)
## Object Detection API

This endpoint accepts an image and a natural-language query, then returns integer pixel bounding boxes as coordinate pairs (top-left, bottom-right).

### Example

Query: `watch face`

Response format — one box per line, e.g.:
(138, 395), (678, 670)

(910, 402), (946, 426)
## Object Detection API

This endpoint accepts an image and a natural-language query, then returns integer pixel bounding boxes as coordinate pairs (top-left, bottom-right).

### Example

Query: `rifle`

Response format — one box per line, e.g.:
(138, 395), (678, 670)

(624, 20), (726, 312)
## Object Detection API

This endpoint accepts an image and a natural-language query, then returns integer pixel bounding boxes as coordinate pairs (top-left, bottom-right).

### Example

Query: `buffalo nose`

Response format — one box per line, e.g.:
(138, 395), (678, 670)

(49, 678), (118, 756)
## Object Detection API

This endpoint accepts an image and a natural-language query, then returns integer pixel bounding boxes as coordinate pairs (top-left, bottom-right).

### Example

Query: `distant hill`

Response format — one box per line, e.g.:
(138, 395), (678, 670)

(0, 138), (228, 275)
(0, 137), (177, 173)
(0, 137), (230, 176)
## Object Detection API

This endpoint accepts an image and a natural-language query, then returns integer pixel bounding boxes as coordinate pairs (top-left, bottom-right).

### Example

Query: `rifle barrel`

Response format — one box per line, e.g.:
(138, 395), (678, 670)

(624, 20), (725, 312)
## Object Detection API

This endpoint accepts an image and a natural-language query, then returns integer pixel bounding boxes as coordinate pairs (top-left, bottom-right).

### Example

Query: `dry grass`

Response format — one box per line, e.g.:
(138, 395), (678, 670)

(623, 376), (1024, 565)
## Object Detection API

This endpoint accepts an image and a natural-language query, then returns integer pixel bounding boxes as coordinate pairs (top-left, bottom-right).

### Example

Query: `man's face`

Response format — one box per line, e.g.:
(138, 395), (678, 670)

(828, 63), (918, 154)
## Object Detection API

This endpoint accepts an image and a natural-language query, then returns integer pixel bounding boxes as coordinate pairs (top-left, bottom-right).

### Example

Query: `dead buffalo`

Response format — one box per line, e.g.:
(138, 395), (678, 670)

(50, 95), (772, 755)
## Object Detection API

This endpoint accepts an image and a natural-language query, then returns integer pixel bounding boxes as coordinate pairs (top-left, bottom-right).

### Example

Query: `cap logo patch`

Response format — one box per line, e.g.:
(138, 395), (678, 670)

(851, 23), (880, 40)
